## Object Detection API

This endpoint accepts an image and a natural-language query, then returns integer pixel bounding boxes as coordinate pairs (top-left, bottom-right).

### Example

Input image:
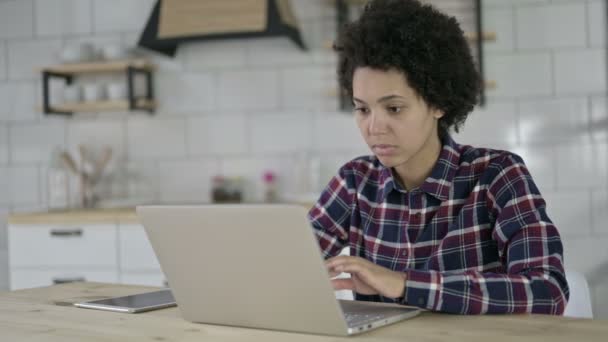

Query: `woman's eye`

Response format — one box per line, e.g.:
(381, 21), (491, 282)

(354, 107), (370, 115)
(387, 106), (402, 114)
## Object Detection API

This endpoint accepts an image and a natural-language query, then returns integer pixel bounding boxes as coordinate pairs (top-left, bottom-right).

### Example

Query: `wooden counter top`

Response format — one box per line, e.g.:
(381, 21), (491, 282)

(7, 207), (140, 225)
(7, 203), (316, 226)
(0, 282), (606, 341)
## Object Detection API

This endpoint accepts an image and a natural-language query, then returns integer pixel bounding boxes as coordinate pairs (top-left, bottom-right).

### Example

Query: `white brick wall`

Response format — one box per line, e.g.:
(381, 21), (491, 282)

(516, 2), (587, 49)
(217, 70), (280, 110)
(555, 49), (607, 94)
(0, 0), (34, 39)
(35, 0), (92, 37)
(127, 117), (187, 160)
(7, 40), (62, 80)
(0, 125), (7, 165)
(0, 42), (6, 80)
(9, 120), (66, 163)
(92, 0), (155, 33)
(0, 82), (39, 122)
(0, 0), (606, 318)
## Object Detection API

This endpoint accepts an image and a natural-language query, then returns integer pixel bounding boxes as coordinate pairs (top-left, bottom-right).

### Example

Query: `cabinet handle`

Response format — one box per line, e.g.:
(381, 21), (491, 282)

(52, 276), (85, 284)
(50, 229), (83, 237)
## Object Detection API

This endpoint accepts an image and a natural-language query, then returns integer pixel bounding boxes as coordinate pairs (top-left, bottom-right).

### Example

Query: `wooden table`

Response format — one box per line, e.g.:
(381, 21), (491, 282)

(1, 282), (606, 341)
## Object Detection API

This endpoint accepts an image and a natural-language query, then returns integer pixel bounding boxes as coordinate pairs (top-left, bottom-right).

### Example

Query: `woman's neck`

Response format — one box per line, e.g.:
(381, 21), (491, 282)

(392, 132), (442, 191)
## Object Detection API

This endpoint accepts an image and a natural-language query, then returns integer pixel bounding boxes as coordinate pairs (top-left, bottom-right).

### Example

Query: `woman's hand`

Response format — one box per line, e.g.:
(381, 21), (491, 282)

(325, 256), (407, 299)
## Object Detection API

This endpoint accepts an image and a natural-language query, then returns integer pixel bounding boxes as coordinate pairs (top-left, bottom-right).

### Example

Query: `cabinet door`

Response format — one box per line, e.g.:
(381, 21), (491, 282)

(119, 224), (161, 271)
(10, 269), (118, 290)
(8, 224), (117, 268)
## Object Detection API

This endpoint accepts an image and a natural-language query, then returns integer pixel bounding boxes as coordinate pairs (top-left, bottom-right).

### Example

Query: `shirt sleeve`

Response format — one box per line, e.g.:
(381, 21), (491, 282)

(307, 163), (357, 259)
(402, 153), (570, 314)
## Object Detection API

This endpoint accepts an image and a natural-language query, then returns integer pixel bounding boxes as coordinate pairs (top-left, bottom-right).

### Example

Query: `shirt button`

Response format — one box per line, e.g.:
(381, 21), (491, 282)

(402, 249), (408, 257)
(417, 297), (426, 305)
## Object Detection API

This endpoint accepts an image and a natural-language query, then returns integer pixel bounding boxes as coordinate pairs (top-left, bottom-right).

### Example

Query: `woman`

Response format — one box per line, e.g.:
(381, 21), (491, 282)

(309, 0), (569, 314)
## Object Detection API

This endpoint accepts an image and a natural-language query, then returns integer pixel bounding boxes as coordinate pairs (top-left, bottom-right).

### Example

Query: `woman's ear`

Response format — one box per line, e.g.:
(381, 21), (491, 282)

(432, 107), (445, 119)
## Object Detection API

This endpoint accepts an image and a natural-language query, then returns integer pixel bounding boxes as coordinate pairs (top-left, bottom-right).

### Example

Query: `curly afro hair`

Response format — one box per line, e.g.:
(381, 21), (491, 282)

(334, 0), (481, 136)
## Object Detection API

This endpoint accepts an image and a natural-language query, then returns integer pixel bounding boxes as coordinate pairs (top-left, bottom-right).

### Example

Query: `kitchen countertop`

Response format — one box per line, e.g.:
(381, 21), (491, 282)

(1, 282), (606, 341)
(7, 203), (316, 225)
(7, 207), (140, 225)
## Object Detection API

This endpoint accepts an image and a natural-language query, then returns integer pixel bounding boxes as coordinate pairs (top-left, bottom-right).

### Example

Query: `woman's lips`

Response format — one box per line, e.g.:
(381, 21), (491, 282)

(372, 144), (398, 156)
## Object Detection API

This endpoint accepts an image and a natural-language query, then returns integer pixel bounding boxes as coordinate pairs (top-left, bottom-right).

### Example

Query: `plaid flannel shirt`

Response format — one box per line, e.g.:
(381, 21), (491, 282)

(308, 135), (569, 314)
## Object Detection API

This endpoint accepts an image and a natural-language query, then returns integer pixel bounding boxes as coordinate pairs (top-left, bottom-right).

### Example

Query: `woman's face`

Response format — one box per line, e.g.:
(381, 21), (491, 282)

(352, 67), (444, 169)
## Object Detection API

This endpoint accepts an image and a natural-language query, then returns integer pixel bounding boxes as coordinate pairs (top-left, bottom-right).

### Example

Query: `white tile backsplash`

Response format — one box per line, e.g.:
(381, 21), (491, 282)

(250, 113), (312, 154)
(592, 190), (608, 236)
(0, 0), (34, 39)
(455, 101), (518, 146)
(593, 282), (608, 319)
(0, 42), (6, 80)
(7, 39), (62, 80)
(312, 112), (368, 153)
(9, 120), (66, 163)
(246, 37), (314, 67)
(92, 0), (155, 33)
(555, 143), (608, 189)
(187, 115), (249, 156)
(485, 53), (552, 98)
(590, 96), (607, 142)
(6, 165), (39, 205)
(509, 145), (556, 194)
(555, 49), (607, 95)
(156, 72), (215, 114)
(181, 40), (248, 70)
(543, 190), (592, 237)
(0, 207), (7, 250)
(280, 66), (337, 111)
(562, 237), (608, 277)
(217, 70), (279, 110)
(158, 159), (219, 203)
(127, 118), (187, 160)
(518, 98), (590, 144)
(35, 0), (92, 37)
(0, 82), (39, 122)
(588, 0), (606, 48)
(483, 7), (515, 52)
(484, 0), (550, 7)
(0, 125), (7, 164)
(516, 2), (586, 49)
(0, 168), (8, 205)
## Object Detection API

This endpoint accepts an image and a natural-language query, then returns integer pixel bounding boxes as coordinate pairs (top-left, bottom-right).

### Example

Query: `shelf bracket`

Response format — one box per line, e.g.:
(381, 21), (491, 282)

(126, 66), (155, 114)
(42, 71), (74, 115)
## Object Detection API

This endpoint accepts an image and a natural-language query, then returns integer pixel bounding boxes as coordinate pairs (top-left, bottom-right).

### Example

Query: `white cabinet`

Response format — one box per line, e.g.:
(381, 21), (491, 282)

(118, 224), (161, 271)
(8, 224), (118, 290)
(118, 224), (165, 287)
(8, 220), (165, 290)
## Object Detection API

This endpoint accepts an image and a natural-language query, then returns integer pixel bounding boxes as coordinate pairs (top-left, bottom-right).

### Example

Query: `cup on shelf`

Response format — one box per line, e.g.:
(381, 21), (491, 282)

(106, 82), (127, 101)
(82, 83), (105, 102)
(101, 44), (130, 61)
(60, 43), (95, 63)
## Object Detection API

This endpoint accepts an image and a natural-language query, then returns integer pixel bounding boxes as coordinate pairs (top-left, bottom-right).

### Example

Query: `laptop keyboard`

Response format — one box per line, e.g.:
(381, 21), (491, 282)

(339, 300), (409, 328)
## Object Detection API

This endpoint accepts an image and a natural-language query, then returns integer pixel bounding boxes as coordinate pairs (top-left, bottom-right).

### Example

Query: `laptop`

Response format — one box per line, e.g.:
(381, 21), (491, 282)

(136, 204), (420, 336)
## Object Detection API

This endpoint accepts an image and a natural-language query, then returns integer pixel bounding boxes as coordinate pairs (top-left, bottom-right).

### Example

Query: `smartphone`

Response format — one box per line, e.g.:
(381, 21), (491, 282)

(73, 289), (176, 313)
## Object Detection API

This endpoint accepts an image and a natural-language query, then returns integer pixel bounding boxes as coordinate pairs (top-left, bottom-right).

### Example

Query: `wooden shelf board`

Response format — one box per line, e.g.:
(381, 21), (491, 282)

(50, 99), (156, 113)
(41, 59), (155, 74)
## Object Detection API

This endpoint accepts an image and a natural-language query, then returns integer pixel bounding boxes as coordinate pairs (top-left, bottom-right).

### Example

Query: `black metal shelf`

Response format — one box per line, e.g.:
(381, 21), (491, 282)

(41, 59), (156, 115)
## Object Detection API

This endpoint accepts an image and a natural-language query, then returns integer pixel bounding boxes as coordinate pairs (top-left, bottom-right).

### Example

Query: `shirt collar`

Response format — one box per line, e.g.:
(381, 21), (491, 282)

(378, 134), (461, 201)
